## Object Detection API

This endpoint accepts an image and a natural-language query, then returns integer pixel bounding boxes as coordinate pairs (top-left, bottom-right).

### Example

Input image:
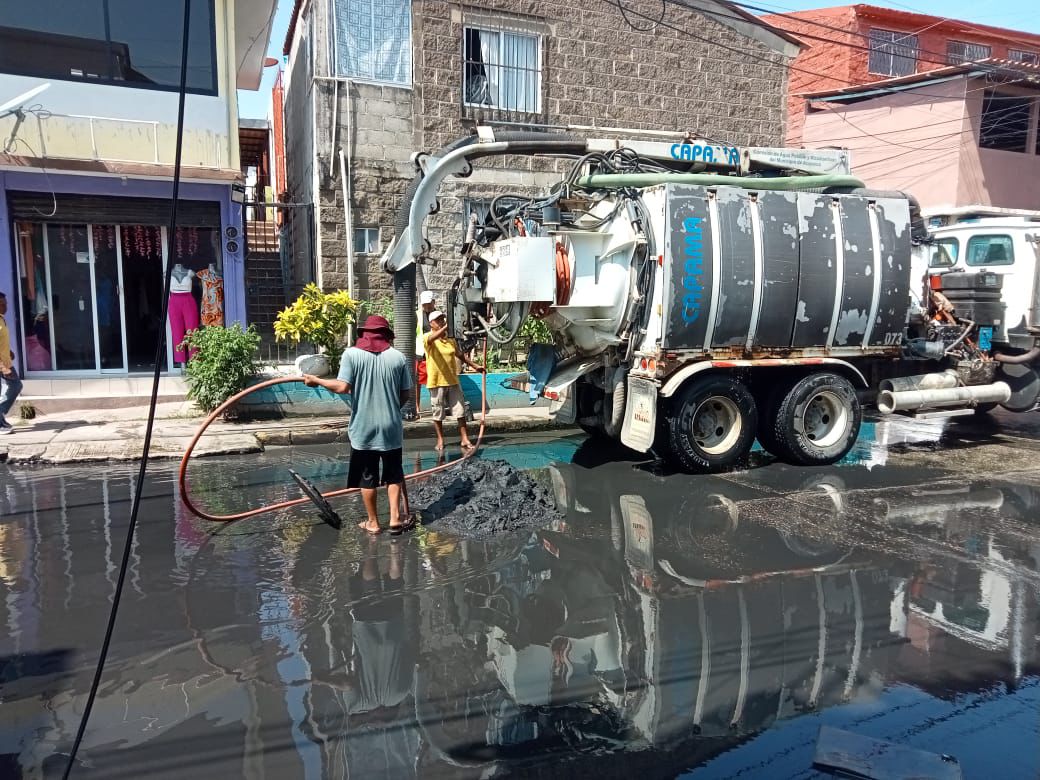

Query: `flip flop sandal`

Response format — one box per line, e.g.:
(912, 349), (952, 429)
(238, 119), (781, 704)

(390, 514), (419, 536)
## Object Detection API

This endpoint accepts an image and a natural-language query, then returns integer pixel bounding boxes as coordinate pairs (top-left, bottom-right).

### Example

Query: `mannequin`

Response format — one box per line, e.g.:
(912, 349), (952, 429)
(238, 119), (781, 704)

(168, 263), (199, 364)
(196, 262), (225, 328)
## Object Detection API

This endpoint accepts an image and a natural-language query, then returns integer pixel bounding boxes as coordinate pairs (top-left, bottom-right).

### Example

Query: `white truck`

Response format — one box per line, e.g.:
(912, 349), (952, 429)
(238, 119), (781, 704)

(382, 129), (1040, 472)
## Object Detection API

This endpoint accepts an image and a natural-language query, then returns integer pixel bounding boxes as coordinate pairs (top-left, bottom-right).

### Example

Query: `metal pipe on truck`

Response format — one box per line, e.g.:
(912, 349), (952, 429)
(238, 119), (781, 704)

(877, 382), (1011, 414)
(878, 371), (960, 394)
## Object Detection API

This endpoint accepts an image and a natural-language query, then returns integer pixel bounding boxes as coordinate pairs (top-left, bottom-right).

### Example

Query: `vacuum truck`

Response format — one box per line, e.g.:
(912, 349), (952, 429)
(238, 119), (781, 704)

(381, 128), (1040, 472)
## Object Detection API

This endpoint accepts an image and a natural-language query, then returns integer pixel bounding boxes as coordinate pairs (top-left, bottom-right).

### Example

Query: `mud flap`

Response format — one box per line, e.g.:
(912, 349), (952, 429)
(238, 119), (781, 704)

(621, 376), (657, 452)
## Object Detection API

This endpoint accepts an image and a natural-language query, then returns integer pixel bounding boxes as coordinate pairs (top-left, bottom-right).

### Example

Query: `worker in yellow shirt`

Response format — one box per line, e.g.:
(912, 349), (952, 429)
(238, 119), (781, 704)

(0, 291), (23, 434)
(423, 310), (485, 452)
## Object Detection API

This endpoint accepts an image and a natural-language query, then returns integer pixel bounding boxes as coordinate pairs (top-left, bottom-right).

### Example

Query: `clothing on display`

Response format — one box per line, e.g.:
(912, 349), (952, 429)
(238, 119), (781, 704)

(169, 266), (195, 293)
(196, 267), (224, 327)
(169, 292), (199, 363)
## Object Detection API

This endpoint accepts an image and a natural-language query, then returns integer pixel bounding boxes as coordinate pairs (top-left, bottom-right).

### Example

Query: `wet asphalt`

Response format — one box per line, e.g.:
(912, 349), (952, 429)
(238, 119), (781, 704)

(1, 412), (1039, 779)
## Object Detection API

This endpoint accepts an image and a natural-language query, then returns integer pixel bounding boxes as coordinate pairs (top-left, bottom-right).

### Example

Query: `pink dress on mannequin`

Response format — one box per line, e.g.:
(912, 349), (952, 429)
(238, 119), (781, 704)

(168, 268), (199, 363)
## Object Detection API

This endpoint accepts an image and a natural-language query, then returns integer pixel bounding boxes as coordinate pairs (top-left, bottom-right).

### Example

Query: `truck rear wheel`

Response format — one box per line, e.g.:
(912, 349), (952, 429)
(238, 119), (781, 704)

(666, 376), (758, 473)
(771, 373), (861, 466)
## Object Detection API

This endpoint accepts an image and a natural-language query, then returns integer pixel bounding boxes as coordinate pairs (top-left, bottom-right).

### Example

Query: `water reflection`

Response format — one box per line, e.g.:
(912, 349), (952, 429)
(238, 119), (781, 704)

(0, 439), (1038, 777)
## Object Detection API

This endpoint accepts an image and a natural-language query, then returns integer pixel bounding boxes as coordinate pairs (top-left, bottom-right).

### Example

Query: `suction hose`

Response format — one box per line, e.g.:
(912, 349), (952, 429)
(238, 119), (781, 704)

(177, 358), (487, 523)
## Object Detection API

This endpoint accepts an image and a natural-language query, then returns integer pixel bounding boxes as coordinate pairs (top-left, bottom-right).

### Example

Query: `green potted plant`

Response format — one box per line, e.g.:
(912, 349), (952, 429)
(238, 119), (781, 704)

(180, 324), (263, 415)
(274, 284), (358, 374)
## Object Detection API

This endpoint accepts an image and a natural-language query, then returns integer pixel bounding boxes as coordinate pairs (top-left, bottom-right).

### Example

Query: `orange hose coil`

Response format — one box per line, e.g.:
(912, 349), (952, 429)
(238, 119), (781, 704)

(178, 344), (489, 522)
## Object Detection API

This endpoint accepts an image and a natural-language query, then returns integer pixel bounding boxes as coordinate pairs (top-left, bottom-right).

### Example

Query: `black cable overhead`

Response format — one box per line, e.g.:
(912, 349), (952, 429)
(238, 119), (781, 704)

(62, 0), (194, 776)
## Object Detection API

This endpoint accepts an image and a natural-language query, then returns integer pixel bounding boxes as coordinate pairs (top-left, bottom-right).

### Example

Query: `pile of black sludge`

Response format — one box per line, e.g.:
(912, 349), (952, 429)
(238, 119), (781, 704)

(409, 458), (563, 539)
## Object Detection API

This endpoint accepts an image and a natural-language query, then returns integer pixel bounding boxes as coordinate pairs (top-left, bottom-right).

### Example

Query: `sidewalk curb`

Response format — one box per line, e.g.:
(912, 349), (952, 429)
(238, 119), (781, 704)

(0, 414), (573, 465)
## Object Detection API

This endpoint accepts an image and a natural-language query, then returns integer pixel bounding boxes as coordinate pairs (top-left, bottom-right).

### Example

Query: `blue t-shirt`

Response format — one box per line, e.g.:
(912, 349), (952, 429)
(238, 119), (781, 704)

(337, 347), (413, 451)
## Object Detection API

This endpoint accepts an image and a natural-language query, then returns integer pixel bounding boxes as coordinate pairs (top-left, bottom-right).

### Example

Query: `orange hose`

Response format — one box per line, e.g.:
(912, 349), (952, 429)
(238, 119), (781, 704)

(178, 343), (489, 522)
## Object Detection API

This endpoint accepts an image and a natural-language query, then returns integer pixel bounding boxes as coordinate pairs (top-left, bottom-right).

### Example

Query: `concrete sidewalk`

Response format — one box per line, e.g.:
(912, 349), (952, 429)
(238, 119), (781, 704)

(0, 402), (567, 465)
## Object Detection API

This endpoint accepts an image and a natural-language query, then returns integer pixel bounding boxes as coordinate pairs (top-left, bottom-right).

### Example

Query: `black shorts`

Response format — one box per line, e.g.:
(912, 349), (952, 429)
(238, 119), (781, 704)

(347, 447), (405, 489)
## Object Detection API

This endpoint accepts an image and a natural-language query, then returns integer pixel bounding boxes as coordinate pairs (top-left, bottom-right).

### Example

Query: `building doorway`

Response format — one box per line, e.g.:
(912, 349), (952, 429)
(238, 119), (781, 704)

(14, 221), (222, 375)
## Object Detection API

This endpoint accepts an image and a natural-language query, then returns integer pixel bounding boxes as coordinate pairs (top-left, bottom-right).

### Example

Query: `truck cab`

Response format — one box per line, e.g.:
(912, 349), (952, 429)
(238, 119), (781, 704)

(914, 210), (1040, 350)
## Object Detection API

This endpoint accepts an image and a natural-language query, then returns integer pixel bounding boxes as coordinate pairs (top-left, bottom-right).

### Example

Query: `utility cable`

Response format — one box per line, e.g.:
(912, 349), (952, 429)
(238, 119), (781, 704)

(62, 0), (193, 775)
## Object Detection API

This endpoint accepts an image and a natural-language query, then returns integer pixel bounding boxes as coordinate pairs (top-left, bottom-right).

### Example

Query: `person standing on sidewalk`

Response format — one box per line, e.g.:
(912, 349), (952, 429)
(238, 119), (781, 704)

(304, 315), (416, 535)
(423, 310), (485, 453)
(0, 292), (22, 435)
(414, 290), (437, 414)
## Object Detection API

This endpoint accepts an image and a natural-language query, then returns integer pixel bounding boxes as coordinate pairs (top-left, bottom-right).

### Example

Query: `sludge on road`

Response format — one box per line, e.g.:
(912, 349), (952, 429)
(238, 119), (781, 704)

(1, 416), (1039, 779)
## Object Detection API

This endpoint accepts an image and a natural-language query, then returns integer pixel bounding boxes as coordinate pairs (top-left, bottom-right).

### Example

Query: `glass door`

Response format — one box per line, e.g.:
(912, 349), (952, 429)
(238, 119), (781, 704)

(119, 225), (170, 373)
(90, 226), (126, 372)
(43, 225), (97, 371)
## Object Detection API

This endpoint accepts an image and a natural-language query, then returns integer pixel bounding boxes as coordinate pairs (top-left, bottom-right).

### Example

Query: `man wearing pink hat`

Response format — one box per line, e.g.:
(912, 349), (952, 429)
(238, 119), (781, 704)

(304, 315), (416, 535)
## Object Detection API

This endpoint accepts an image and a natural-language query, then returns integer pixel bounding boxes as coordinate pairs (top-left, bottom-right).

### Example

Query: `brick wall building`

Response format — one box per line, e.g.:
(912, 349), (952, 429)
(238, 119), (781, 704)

(280, 0), (799, 303)
(764, 4), (1040, 144)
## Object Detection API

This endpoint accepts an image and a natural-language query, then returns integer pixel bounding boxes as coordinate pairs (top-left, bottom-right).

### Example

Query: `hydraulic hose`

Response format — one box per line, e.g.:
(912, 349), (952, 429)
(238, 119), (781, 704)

(576, 173), (866, 190)
(177, 353), (488, 523)
(993, 346), (1040, 364)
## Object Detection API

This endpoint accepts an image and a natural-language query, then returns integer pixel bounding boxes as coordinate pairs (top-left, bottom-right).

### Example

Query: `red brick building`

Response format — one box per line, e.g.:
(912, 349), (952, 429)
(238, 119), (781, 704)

(764, 4), (1040, 143)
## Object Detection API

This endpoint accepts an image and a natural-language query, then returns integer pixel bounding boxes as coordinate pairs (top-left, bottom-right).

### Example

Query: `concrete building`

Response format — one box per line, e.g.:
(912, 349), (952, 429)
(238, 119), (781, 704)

(799, 59), (1040, 212)
(278, 0), (801, 302)
(763, 4), (1040, 146)
(0, 1), (276, 384)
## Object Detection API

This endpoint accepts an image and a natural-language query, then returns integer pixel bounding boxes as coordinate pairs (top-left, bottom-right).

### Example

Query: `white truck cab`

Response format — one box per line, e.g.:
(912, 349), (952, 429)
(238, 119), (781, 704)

(914, 208), (1040, 348)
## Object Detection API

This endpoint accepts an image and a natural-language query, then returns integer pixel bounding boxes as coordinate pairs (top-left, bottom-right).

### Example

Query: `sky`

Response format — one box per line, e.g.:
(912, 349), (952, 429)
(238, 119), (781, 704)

(234, 0), (1040, 120)
(236, 0), (295, 120)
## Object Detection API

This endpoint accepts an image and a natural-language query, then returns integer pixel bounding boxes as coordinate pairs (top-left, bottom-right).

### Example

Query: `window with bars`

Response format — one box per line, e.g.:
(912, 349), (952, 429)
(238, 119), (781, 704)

(947, 40), (992, 64)
(463, 25), (541, 114)
(332, 0), (411, 84)
(1009, 49), (1040, 65)
(868, 29), (918, 77)
(979, 90), (1034, 153)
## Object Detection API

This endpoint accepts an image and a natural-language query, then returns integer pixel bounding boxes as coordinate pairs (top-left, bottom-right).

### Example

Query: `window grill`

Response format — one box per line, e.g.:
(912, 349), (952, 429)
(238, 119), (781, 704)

(867, 29), (918, 77)
(462, 18), (544, 122)
(947, 40), (992, 65)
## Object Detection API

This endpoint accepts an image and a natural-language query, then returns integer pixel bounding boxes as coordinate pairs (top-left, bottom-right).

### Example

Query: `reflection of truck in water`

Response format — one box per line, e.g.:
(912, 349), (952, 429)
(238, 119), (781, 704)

(384, 131), (1040, 472)
(411, 460), (1040, 772)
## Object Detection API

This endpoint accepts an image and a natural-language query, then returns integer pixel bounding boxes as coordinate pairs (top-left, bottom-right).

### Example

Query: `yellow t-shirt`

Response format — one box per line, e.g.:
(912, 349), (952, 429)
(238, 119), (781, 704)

(0, 314), (11, 371)
(422, 331), (460, 388)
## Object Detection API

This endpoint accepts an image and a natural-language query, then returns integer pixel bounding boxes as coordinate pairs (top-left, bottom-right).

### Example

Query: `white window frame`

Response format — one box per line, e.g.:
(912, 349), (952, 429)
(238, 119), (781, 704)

(868, 28), (919, 77)
(353, 227), (380, 254)
(463, 24), (543, 114)
(947, 40), (992, 65)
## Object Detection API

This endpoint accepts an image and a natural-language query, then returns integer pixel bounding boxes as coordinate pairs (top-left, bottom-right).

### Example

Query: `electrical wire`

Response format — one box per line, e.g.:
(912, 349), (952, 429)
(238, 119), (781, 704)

(62, 1), (193, 776)
(606, 0), (1039, 99)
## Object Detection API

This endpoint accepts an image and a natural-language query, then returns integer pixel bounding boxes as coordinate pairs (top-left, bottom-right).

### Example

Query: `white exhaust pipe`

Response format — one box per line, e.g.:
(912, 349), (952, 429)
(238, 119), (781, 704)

(879, 370), (959, 394)
(877, 382), (1011, 414)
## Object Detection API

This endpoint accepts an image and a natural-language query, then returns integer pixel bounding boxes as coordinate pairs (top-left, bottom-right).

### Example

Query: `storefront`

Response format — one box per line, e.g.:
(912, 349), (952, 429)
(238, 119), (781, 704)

(0, 171), (245, 376)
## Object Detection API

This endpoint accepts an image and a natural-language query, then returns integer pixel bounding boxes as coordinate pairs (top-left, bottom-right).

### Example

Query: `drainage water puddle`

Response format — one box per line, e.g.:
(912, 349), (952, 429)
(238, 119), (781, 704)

(1, 431), (1038, 778)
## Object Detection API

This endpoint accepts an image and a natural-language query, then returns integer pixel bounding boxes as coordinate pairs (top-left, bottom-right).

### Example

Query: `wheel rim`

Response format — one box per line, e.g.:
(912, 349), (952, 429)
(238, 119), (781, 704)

(691, 395), (742, 455)
(800, 390), (850, 449)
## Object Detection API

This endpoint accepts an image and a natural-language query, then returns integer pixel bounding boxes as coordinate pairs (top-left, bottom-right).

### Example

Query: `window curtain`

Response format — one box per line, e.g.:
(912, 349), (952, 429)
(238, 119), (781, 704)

(479, 30), (499, 106)
(334, 0), (411, 84)
(500, 33), (537, 112)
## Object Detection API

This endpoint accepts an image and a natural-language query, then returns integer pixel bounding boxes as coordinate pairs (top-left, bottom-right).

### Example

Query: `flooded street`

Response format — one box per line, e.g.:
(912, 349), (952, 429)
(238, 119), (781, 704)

(2, 416), (1039, 778)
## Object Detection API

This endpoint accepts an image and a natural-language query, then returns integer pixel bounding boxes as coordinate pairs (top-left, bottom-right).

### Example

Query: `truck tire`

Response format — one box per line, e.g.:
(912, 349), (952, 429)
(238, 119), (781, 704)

(754, 382), (788, 457)
(666, 376), (758, 473)
(771, 373), (861, 466)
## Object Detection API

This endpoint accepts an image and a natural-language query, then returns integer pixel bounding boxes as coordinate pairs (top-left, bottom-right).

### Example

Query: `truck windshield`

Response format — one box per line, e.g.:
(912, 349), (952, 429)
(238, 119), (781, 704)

(929, 238), (959, 268)
(966, 235), (1014, 266)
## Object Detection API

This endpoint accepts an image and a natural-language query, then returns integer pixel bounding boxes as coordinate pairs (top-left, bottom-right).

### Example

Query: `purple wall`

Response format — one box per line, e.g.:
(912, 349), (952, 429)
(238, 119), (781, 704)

(0, 169), (246, 374)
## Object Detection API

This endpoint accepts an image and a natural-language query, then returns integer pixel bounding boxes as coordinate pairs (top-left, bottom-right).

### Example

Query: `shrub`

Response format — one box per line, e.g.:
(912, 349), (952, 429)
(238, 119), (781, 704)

(180, 324), (262, 413)
(357, 294), (395, 326)
(274, 284), (358, 373)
